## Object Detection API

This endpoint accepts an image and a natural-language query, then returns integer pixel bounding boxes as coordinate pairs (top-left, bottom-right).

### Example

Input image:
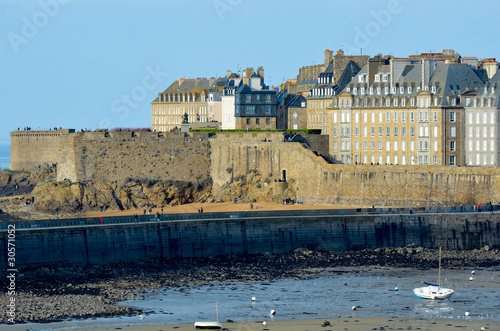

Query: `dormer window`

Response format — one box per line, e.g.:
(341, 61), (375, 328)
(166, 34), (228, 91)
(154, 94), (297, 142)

(369, 87), (373, 94)
(361, 87), (365, 94)
(382, 75), (388, 82)
(431, 86), (436, 93)
(408, 87), (412, 94)
(400, 87), (404, 94)
(359, 75), (364, 82)
(392, 87), (396, 94)
(377, 87), (381, 94)
(346, 88), (351, 93)
(375, 75), (380, 82)
(353, 87), (357, 94)
(384, 87), (389, 94)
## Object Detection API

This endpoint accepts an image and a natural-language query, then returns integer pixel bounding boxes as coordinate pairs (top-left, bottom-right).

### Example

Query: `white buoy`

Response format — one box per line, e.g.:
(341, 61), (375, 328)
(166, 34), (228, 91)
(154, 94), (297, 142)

(352, 306), (357, 311)
(252, 296), (256, 302)
(465, 312), (470, 317)
(139, 314), (144, 320)
(262, 321), (267, 326)
(469, 276), (474, 281)
(471, 270), (476, 275)
(270, 310), (276, 317)
(394, 287), (398, 291)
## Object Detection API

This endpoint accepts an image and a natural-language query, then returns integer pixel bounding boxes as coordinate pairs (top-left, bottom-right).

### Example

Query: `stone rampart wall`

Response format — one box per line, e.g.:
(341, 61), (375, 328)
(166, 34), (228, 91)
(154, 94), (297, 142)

(10, 130), (74, 171)
(210, 140), (500, 206)
(1, 213), (498, 268)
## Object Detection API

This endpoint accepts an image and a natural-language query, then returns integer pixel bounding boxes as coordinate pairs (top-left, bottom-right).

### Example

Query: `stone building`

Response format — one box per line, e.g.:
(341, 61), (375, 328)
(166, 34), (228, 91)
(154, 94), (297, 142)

(464, 70), (500, 166)
(151, 77), (220, 132)
(287, 95), (307, 130)
(234, 84), (277, 130)
(323, 51), (487, 166)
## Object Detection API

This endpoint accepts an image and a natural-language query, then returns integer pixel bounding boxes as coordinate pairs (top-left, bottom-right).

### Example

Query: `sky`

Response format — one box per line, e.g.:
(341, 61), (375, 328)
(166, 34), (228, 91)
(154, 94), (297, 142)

(1, 0), (500, 143)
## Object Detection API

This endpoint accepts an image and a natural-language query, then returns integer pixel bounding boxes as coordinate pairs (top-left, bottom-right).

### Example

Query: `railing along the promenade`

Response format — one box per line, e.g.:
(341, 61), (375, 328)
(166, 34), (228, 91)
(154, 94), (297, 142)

(0, 205), (498, 231)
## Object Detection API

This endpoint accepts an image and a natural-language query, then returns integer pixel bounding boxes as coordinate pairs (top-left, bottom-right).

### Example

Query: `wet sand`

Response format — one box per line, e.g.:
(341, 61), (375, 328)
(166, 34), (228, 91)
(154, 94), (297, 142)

(7, 317), (499, 331)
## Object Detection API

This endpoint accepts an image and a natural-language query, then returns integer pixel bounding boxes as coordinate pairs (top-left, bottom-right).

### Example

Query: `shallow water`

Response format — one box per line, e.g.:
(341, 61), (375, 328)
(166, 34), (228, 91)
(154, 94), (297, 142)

(8, 267), (500, 330)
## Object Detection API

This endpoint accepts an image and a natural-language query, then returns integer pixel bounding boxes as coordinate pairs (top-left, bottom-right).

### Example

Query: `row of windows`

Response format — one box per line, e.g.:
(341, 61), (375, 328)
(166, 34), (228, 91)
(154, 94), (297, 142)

(236, 118), (272, 125)
(342, 154), (452, 166)
(467, 154), (497, 166)
(331, 111), (456, 124)
(467, 140), (496, 152)
(238, 94), (273, 103)
(467, 126), (496, 138)
(350, 83), (439, 96)
(153, 106), (207, 116)
(466, 112), (496, 125)
(332, 125), (455, 139)
(333, 139), (455, 153)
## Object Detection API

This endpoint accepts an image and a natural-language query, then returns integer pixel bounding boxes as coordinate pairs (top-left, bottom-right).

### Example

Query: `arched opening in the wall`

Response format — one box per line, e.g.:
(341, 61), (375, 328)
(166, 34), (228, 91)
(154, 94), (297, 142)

(281, 169), (287, 182)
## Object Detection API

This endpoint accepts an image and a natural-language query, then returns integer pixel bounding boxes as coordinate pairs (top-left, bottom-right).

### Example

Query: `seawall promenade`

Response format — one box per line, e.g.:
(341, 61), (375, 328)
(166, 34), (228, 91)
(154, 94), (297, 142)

(1, 207), (499, 269)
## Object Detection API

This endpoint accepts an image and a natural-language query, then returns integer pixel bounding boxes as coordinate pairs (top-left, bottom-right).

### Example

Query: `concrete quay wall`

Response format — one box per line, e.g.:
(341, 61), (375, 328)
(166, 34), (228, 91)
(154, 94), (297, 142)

(1, 213), (498, 268)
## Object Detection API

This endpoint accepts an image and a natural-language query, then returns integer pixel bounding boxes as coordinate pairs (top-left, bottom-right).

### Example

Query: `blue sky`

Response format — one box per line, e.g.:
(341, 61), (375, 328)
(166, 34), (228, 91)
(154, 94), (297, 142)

(1, 0), (499, 143)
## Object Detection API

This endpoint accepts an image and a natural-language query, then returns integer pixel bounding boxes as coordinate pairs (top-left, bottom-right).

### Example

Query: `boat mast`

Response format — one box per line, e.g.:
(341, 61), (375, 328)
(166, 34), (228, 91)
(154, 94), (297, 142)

(216, 301), (219, 323)
(438, 247), (442, 289)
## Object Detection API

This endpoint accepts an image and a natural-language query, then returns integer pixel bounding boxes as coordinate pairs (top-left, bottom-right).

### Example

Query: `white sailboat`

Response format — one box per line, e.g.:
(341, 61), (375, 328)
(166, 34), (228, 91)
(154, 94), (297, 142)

(413, 247), (454, 300)
(194, 301), (223, 329)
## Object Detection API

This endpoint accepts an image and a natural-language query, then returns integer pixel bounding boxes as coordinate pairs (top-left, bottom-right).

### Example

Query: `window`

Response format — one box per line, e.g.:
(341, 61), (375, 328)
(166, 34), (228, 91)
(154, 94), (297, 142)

(450, 155), (456, 165)
(246, 118), (251, 124)
(386, 127), (391, 137)
(363, 127), (368, 137)
(266, 118), (270, 124)
(385, 87), (389, 94)
(408, 86), (412, 94)
(400, 87), (404, 94)
(410, 98), (415, 106)
(394, 127), (398, 137)
(410, 112), (415, 122)
(371, 141), (375, 151)
(450, 141), (456, 151)
(410, 127), (415, 137)
(450, 126), (456, 137)
(401, 112), (406, 122)
(386, 112), (390, 122)
(433, 112), (438, 122)
(382, 75), (388, 82)
(265, 94), (271, 102)
(402, 98), (406, 106)
(354, 127), (359, 137)
(402, 127), (406, 137)
(246, 95), (252, 102)
(245, 106), (256, 114)
(293, 112), (298, 119)
(333, 127), (337, 137)
(369, 127), (373, 137)
(378, 141), (383, 151)
(363, 141), (368, 151)
(394, 112), (398, 123)
(386, 141), (390, 151)
(450, 112), (456, 122)
(265, 105), (272, 114)
(394, 98), (398, 106)
(256, 118), (260, 125)
(375, 75), (380, 82)
(433, 126), (438, 137)
(394, 141), (398, 152)
(378, 126), (383, 137)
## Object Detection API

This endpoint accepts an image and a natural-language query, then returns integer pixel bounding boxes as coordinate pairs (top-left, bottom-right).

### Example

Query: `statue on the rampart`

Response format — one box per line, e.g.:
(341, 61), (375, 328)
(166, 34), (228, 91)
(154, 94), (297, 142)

(182, 112), (189, 124)
(181, 112), (190, 134)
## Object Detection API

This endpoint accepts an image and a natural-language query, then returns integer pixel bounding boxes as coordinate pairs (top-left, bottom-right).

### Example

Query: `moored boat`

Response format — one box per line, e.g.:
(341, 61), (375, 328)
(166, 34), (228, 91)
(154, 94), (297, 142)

(413, 247), (454, 300)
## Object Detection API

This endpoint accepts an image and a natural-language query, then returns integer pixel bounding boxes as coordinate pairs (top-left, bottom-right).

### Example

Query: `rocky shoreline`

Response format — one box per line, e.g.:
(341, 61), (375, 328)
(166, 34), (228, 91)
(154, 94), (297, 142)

(1, 246), (499, 324)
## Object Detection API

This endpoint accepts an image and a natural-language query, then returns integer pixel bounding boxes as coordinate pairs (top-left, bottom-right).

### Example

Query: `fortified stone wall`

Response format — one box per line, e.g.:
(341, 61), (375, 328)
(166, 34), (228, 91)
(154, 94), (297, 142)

(10, 130), (75, 171)
(1, 213), (498, 268)
(210, 140), (500, 206)
(57, 131), (211, 182)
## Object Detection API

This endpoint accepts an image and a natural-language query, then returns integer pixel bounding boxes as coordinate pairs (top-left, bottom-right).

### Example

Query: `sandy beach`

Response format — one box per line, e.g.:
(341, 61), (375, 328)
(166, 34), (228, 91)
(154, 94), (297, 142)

(6, 317), (499, 331)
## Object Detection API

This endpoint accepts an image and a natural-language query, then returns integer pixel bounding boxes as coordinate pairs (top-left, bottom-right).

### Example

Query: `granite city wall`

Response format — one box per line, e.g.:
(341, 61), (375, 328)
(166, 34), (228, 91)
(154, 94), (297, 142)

(1, 213), (498, 268)
(210, 140), (500, 207)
